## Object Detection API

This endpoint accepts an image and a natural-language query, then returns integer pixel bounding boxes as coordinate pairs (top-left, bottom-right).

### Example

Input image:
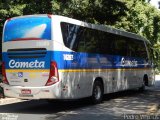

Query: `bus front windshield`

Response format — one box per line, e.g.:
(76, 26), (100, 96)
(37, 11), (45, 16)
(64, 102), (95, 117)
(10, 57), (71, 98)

(3, 16), (51, 42)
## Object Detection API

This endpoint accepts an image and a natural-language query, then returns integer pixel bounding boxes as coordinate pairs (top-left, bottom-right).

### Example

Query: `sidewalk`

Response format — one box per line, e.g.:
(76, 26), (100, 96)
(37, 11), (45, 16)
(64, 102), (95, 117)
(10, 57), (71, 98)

(0, 84), (24, 105)
(0, 97), (23, 105)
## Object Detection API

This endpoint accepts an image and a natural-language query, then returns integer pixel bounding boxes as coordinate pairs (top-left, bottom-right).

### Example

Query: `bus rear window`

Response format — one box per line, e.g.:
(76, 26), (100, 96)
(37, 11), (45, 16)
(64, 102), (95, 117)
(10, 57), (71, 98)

(3, 16), (51, 42)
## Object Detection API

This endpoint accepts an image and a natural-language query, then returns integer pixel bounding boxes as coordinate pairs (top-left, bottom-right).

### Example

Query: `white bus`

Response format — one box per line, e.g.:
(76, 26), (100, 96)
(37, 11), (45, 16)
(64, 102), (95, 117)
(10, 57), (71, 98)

(2, 15), (155, 103)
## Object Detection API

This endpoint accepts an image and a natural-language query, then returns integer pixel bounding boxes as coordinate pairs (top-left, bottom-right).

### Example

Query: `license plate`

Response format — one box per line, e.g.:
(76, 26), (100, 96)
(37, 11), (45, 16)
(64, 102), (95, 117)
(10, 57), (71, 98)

(19, 94), (33, 97)
(21, 89), (31, 94)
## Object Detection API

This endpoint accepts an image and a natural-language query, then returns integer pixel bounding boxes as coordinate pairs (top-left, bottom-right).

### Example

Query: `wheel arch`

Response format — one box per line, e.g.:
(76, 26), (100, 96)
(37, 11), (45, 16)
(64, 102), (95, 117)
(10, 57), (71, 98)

(92, 77), (104, 93)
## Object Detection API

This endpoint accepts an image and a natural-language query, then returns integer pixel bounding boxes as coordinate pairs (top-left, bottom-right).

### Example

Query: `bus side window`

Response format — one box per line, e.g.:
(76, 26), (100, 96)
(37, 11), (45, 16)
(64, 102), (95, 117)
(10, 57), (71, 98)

(99, 32), (114, 55)
(113, 38), (127, 56)
(61, 22), (85, 52)
(128, 39), (147, 59)
(76, 28), (86, 52)
(127, 39), (137, 57)
(138, 41), (148, 59)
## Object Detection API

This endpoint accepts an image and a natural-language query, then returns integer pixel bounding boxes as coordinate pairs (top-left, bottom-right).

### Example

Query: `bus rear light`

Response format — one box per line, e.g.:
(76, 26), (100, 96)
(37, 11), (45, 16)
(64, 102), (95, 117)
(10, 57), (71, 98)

(45, 61), (59, 86)
(46, 76), (59, 86)
(2, 62), (9, 85)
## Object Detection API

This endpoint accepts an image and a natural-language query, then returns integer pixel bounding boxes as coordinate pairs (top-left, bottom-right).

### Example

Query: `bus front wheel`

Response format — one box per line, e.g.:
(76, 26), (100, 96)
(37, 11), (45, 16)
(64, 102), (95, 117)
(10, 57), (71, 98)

(139, 75), (148, 92)
(138, 83), (145, 92)
(91, 81), (103, 104)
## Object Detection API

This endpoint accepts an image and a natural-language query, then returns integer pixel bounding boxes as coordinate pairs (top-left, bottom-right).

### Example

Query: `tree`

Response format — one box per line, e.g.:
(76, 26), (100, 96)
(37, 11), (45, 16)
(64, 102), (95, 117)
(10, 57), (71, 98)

(51, 0), (128, 25)
(23, 0), (52, 14)
(0, 0), (26, 40)
(114, 0), (160, 70)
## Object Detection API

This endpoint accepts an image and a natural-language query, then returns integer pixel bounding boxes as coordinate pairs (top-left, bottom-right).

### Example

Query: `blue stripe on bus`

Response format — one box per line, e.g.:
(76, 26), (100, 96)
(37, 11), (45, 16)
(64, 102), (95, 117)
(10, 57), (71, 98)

(52, 51), (150, 69)
(2, 51), (151, 69)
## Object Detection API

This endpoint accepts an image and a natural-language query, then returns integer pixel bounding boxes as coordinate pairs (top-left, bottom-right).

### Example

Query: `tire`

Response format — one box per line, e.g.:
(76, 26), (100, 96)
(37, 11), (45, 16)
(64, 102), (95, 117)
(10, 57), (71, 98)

(91, 81), (103, 104)
(138, 80), (145, 92)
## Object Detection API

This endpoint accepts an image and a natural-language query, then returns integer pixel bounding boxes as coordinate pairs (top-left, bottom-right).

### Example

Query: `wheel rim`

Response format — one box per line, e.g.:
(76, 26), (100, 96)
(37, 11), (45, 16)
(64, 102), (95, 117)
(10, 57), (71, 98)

(94, 85), (101, 100)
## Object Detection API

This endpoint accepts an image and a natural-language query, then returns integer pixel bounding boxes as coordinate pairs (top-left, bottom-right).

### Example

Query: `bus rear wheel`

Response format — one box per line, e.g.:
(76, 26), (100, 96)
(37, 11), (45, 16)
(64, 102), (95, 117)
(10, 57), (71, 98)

(91, 81), (103, 104)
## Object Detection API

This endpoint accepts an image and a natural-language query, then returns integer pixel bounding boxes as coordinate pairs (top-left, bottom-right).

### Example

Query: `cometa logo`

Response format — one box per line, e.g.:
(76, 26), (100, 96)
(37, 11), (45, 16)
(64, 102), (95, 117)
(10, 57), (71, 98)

(9, 60), (45, 68)
(121, 58), (138, 67)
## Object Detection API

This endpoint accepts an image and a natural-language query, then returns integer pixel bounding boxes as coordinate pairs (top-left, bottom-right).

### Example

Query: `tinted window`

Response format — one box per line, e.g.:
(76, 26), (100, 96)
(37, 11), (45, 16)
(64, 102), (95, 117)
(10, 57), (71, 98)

(61, 22), (147, 58)
(61, 22), (99, 53)
(114, 38), (127, 56)
(83, 28), (100, 53)
(61, 23), (85, 51)
(127, 39), (147, 59)
(98, 32), (114, 55)
(136, 41), (147, 59)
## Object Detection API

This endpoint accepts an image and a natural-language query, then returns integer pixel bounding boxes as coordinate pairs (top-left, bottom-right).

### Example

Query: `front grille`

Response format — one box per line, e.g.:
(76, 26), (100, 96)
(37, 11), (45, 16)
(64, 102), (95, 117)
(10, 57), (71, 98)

(7, 48), (47, 58)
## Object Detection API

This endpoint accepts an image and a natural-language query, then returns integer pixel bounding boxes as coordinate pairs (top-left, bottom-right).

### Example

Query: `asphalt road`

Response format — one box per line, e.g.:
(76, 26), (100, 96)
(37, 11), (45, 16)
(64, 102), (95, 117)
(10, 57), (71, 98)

(0, 80), (159, 120)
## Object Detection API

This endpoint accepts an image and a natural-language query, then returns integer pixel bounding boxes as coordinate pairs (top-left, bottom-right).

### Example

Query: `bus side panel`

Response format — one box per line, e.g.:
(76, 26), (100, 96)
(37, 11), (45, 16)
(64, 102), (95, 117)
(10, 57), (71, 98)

(52, 50), (152, 99)
(59, 71), (92, 99)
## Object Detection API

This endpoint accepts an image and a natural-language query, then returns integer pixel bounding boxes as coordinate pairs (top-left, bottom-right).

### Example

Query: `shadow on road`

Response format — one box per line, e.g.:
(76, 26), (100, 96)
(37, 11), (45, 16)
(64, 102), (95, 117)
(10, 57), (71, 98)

(0, 81), (159, 115)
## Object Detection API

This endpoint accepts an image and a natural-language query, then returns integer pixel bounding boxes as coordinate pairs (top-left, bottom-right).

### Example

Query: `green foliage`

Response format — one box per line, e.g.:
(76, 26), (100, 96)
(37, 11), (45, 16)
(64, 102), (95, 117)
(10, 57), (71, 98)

(0, 0), (25, 41)
(113, 0), (160, 71)
(116, 0), (160, 45)
(0, 0), (160, 71)
(23, 0), (52, 14)
(51, 0), (128, 24)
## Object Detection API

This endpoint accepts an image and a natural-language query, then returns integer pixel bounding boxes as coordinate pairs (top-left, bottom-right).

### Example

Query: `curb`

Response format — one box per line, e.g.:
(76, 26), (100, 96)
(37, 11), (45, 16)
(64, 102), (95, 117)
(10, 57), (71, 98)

(0, 98), (23, 105)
